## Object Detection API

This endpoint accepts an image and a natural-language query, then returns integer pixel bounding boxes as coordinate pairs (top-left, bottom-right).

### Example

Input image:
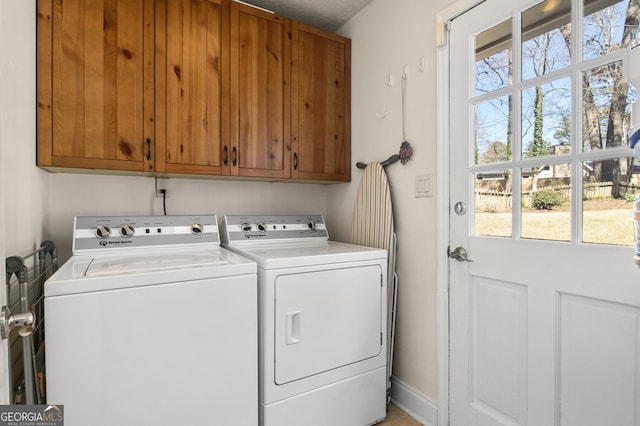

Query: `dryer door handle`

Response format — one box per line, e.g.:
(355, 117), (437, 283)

(285, 311), (301, 345)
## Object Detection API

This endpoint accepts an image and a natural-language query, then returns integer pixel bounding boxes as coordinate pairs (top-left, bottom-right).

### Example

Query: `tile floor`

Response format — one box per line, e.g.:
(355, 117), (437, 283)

(378, 404), (421, 426)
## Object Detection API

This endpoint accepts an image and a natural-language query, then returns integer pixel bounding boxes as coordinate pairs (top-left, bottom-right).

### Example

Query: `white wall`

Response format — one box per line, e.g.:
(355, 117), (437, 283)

(0, 0), (50, 403)
(331, 0), (457, 402)
(1, 0), (50, 256)
(48, 174), (328, 262)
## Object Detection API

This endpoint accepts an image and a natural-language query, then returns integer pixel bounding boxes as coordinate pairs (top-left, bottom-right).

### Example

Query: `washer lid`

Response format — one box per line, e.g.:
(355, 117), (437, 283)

(84, 251), (228, 277)
(45, 247), (257, 297)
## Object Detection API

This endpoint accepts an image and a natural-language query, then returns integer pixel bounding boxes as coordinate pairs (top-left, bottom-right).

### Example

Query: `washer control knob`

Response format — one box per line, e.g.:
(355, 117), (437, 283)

(241, 223), (252, 232)
(120, 224), (135, 238)
(96, 225), (111, 239)
(191, 223), (203, 235)
(256, 223), (267, 232)
(307, 221), (316, 230)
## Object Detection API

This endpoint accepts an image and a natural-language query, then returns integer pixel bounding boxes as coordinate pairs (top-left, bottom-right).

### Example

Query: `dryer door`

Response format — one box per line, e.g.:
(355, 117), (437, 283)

(274, 265), (383, 385)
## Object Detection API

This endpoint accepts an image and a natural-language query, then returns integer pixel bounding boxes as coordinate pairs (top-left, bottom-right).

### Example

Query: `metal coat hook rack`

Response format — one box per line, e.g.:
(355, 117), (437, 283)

(356, 154), (400, 169)
(359, 66), (414, 170)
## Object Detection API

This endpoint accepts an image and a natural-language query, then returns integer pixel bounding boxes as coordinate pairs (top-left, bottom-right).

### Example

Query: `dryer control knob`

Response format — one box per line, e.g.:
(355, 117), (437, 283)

(241, 223), (252, 232)
(307, 221), (316, 230)
(96, 225), (111, 239)
(256, 222), (267, 232)
(191, 223), (203, 235)
(120, 224), (135, 238)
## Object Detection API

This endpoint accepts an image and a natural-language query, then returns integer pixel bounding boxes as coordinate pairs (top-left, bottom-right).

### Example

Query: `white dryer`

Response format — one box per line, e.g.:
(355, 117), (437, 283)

(45, 215), (257, 426)
(222, 214), (388, 426)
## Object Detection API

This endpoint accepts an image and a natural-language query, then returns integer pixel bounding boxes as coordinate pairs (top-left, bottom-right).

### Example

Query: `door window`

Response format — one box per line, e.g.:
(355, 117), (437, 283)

(472, 0), (639, 245)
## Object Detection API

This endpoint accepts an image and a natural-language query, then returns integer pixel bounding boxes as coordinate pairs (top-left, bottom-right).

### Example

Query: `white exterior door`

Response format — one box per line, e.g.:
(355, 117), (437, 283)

(448, 0), (640, 425)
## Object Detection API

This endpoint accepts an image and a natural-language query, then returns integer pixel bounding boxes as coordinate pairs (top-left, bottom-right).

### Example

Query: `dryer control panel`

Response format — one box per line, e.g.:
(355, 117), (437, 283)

(222, 215), (329, 245)
(73, 214), (220, 254)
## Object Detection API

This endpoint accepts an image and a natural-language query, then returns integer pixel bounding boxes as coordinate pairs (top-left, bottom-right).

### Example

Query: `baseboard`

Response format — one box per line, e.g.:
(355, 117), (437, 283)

(389, 376), (438, 426)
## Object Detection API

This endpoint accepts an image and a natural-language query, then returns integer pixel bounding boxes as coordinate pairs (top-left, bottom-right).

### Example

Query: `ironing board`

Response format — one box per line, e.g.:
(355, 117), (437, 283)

(351, 161), (397, 403)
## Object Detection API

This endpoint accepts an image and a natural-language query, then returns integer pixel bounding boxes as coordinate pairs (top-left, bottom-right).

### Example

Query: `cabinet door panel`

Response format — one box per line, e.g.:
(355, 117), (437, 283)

(230, 3), (290, 178)
(292, 23), (351, 182)
(38, 0), (153, 172)
(156, 0), (228, 175)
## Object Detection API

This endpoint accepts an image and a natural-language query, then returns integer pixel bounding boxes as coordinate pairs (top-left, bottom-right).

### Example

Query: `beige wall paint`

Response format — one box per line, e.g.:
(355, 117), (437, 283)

(1, 0), (49, 256)
(48, 175), (328, 262)
(0, 0), (50, 403)
(330, 0), (458, 401)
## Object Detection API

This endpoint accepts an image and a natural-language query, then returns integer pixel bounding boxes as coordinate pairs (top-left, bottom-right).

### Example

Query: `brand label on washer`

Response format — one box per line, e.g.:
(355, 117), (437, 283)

(0, 405), (64, 426)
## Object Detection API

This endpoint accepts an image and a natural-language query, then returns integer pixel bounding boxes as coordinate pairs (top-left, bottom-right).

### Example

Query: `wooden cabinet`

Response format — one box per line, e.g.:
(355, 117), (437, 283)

(230, 2), (291, 179)
(155, 0), (229, 175)
(37, 0), (155, 172)
(291, 22), (351, 182)
(38, 0), (351, 182)
(38, 0), (227, 176)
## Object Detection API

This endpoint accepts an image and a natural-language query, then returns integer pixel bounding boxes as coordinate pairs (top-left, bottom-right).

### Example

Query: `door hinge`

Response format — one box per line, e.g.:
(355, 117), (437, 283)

(436, 17), (449, 48)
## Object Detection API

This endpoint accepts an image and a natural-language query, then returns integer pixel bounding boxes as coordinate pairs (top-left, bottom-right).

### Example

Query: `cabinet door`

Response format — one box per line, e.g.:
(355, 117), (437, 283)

(291, 23), (351, 182)
(230, 3), (290, 178)
(37, 0), (154, 172)
(155, 0), (229, 175)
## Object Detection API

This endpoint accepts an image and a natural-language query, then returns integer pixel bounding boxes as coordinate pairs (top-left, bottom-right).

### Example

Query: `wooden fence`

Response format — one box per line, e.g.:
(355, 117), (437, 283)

(475, 182), (638, 212)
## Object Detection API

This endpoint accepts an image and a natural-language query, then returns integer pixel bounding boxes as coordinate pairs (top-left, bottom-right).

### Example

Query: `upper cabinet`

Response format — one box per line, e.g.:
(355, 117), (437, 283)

(37, 0), (351, 183)
(291, 23), (351, 182)
(230, 2), (291, 179)
(37, 0), (155, 172)
(155, 0), (229, 175)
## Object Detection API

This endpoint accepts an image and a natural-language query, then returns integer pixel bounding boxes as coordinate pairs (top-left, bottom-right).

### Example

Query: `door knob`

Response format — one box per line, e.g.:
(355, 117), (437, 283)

(448, 246), (474, 262)
(454, 201), (467, 215)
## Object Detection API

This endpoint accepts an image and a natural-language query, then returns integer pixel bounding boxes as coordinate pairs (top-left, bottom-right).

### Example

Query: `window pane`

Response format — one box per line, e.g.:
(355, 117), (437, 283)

(522, 0), (571, 81)
(475, 18), (512, 95)
(521, 77), (572, 159)
(583, 157), (637, 245)
(584, 0), (639, 61)
(475, 96), (512, 165)
(582, 60), (634, 151)
(522, 164), (571, 241)
(475, 170), (513, 237)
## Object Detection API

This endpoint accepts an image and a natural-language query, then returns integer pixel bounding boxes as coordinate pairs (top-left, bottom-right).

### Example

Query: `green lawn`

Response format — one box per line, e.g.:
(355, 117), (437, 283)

(475, 208), (634, 245)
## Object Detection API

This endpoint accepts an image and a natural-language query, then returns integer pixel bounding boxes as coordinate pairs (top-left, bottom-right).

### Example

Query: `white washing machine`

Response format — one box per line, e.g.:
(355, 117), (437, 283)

(45, 215), (257, 426)
(221, 214), (388, 426)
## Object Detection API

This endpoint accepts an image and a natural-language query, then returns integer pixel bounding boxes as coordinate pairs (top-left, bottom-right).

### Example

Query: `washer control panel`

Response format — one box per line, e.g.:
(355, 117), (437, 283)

(222, 215), (328, 245)
(73, 214), (219, 254)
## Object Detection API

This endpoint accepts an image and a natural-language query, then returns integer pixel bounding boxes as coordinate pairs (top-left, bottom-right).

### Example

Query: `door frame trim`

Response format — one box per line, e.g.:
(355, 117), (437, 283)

(435, 1), (485, 424)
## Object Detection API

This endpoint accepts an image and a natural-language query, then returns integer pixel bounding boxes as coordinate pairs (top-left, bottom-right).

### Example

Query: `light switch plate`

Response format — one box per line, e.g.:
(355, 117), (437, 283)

(415, 174), (432, 198)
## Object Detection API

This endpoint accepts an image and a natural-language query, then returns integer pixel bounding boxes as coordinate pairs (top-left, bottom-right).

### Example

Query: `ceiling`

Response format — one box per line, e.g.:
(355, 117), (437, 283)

(237, 0), (374, 32)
